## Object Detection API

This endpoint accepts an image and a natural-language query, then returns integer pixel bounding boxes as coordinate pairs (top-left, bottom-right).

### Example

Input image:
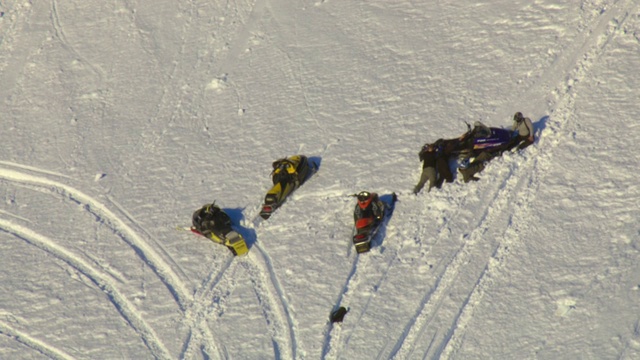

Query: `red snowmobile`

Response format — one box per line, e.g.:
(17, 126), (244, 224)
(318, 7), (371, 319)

(351, 191), (396, 253)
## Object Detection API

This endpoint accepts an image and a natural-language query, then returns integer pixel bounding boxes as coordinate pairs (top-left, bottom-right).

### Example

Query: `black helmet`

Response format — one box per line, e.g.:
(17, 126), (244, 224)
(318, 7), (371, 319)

(514, 112), (524, 122)
(357, 191), (372, 202)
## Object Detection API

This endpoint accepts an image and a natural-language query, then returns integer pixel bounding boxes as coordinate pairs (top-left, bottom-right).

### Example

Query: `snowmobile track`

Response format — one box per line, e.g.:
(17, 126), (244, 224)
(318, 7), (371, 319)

(180, 255), (237, 359)
(0, 163), (222, 359)
(0, 219), (172, 360)
(390, 1), (637, 358)
(440, 3), (638, 357)
(322, 196), (399, 359)
(242, 244), (300, 360)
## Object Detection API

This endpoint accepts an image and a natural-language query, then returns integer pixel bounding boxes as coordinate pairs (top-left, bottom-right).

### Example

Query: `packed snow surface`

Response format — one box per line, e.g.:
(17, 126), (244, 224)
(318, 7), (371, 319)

(1, 0), (639, 359)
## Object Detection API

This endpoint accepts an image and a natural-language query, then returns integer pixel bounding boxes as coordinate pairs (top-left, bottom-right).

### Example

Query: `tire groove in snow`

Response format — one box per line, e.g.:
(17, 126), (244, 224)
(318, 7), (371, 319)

(390, 1), (637, 358)
(0, 219), (172, 360)
(0, 166), (200, 358)
(181, 256), (236, 360)
(321, 251), (361, 359)
(240, 248), (298, 360)
(439, 2), (637, 357)
(250, 242), (299, 359)
(0, 320), (74, 360)
(385, 191), (476, 359)
(389, 165), (516, 360)
(323, 204), (402, 359)
(0, 167), (191, 311)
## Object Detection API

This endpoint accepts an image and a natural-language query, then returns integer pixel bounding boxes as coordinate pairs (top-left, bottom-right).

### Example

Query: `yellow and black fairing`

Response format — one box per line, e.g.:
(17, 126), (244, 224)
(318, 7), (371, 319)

(260, 155), (312, 219)
(204, 229), (249, 256)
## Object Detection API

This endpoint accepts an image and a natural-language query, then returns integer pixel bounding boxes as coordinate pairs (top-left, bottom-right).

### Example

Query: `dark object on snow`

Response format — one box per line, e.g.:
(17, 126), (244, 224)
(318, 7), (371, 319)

(511, 112), (535, 151)
(330, 306), (349, 323)
(414, 140), (453, 194)
(190, 202), (248, 256)
(192, 202), (232, 237)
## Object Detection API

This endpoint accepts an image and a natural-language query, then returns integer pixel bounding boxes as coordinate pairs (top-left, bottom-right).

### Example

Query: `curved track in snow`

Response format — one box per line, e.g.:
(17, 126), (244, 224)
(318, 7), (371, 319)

(390, 1), (638, 358)
(0, 219), (172, 359)
(2, 0), (636, 358)
(0, 163), (201, 358)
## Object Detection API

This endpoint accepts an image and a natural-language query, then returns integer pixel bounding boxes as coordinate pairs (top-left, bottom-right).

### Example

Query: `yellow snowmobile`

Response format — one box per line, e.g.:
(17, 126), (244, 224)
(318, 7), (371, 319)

(191, 203), (249, 256)
(260, 155), (315, 219)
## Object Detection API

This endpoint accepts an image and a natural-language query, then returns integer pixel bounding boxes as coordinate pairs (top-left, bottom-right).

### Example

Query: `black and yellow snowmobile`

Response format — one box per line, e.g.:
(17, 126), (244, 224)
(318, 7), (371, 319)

(260, 155), (315, 219)
(191, 203), (249, 256)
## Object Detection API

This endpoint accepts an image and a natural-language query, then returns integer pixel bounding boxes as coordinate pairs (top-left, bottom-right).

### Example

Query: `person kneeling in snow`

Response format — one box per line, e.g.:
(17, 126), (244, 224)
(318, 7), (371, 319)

(511, 112), (535, 151)
(458, 151), (499, 183)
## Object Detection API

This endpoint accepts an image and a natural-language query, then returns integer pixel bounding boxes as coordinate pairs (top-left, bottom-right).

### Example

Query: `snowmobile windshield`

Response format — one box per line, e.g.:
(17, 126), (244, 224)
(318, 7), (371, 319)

(474, 126), (490, 138)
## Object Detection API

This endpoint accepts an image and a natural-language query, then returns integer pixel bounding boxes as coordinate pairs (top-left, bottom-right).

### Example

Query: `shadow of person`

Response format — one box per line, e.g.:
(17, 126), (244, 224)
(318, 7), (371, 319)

(533, 115), (549, 140)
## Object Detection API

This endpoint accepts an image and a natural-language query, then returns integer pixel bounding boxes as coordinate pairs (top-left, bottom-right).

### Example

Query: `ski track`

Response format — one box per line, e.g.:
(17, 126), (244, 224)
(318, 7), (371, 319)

(251, 242), (299, 359)
(216, 0), (267, 77)
(0, 320), (74, 360)
(118, 0), (285, 356)
(390, 1), (637, 359)
(129, 0), (197, 150)
(322, 200), (401, 359)
(0, 166), (191, 310)
(439, 2), (637, 358)
(181, 255), (236, 360)
(237, 166), (332, 359)
(50, 0), (105, 87)
(343, 227), (403, 353)
(241, 250), (297, 360)
(321, 250), (359, 359)
(191, 0), (268, 137)
(0, 1), (35, 91)
(0, 165), (199, 358)
(0, 219), (172, 359)
(2, 1), (634, 358)
(386, 184), (492, 359)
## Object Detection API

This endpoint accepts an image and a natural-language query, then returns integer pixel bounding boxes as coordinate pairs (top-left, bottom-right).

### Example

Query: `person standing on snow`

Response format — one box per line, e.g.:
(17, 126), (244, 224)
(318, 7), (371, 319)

(414, 143), (437, 194)
(434, 139), (453, 188)
(511, 112), (534, 151)
(414, 141), (452, 194)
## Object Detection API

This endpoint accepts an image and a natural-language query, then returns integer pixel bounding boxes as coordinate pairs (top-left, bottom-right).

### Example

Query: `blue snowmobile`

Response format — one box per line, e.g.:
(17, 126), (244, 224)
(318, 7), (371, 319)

(443, 121), (515, 159)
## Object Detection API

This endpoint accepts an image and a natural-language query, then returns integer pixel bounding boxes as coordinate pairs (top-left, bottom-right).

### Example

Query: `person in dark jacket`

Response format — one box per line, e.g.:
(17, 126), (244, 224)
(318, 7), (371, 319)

(414, 143), (437, 194)
(353, 191), (385, 223)
(414, 141), (452, 194)
(434, 139), (453, 188)
(192, 203), (232, 237)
